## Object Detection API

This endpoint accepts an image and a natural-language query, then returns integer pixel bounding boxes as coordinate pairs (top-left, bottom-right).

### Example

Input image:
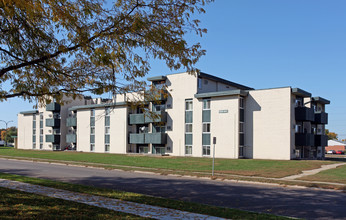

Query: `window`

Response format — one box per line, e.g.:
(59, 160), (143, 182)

(203, 145), (210, 156)
(105, 144), (110, 152)
(139, 146), (149, 154)
(295, 124), (302, 133)
(239, 97), (244, 109)
(90, 143), (95, 152)
(32, 143), (36, 149)
(239, 146), (244, 157)
(105, 127), (110, 134)
(185, 146), (192, 155)
(203, 123), (210, 133)
(40, 144), (43, 149)
(185, 100), (193, 111)
(90, 109), (95, 117)
(239, 122), (244, 133)
(105, 107), (110, 116)
(295, 97), (303, 107)
(185, 124), (193, 133)
(203, 99), (210, 110)
(90, 127), (95, 134)
(198, 78), (202, 89)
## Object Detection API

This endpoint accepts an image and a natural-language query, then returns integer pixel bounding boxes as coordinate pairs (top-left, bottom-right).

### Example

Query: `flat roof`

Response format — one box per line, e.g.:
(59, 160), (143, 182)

(194, 90), (248, 98)
(312, 96), (330, 105)
(291, 88), (311, 97)
(199, 72), (254, 90)
(19, 110), (38, 115)
(147, 75), (167, 81)
(69, 102), (127, 111)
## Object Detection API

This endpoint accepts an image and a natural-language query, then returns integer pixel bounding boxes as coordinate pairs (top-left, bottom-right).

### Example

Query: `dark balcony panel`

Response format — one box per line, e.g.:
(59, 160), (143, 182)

(295, 107), (314, 121)
(295, 133), (314, 146)
(145, 133), (167, 144)
(46, 103), (61, 112)
(315, 112), (328, 124)
(145, 111), (167, 123)
(129, 133), (145, 144)
(46, 118), (60, 127)
(66, 134), (76, 143)
(315, 135), (328, 147)
(66, 117), (77, 127)
(129, 114), (145, 124)
(46, 134), (60, 144)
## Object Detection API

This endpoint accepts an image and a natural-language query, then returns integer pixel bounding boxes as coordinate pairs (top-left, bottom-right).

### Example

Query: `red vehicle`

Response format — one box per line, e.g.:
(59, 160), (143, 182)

(336, 150), (344, 155)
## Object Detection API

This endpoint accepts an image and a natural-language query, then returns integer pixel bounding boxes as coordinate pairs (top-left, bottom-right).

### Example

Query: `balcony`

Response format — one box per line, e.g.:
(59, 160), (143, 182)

(145, 111), (167, 123)
(66, 134), (76, 143)
(129, 133), (167, 144)
(45, 118), (60, 127)
(129, 133), (145, 144)
(315, 135), (328, 147)
(46, 134), (60, 144)
(129, 114), (145, 124)
(314, 112), (328, 124)
(295, 133), (314, 146)
(145, 133), (167, 144)
(66, 117), (77, 127)
(295, 107), (314, 121)
(46, 103), (61, 112)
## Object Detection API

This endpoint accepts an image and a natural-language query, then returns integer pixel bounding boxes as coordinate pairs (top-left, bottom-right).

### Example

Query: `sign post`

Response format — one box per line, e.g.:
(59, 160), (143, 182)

(212, 137), (216, 176)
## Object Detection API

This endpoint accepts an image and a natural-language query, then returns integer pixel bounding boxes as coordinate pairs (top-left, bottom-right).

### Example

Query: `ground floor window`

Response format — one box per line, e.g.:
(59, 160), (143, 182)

(32, 143), (36, 149)
(138, 146), (149, 154)
(90, 143), (95, 152)
(239, 146), (244, 157)
(185, 145), (192, 155)
(202, 145), (210, 156)
(105, 144), (110, 152)
(53, 145), (60, 151)
(40, 144), (43, 149)
(153, 146), (165, 154)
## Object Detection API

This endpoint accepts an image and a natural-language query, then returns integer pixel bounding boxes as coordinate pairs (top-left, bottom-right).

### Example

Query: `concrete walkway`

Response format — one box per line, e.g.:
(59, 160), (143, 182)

(0, 179), (224, 220)
(280, 163), (346, 180)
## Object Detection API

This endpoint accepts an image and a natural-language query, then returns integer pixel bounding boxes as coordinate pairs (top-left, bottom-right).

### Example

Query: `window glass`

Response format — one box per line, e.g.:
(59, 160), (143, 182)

(185, 146), (192, 155)
(90, 109), (95, 117)
(203, 123), (210, 133)
(203, 99), (210, 110)
(185, 100), (193, 111)
(185, 124), (193, 133)
(203, 146), (210, 156)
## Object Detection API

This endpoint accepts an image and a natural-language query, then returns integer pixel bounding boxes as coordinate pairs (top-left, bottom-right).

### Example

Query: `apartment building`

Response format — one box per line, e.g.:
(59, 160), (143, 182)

(17, 72), (330, 160)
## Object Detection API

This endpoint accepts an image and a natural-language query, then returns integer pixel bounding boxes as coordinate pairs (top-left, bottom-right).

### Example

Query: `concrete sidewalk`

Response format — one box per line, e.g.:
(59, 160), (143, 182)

(0, 178), (224, 220)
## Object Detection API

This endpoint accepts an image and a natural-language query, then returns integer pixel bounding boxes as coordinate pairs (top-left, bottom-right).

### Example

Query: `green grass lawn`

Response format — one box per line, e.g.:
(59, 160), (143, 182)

(0, 147), (336, 178)
(0, 187), (143, 219)
(0, 172), (290, 219)
(298, 164), (346, 184)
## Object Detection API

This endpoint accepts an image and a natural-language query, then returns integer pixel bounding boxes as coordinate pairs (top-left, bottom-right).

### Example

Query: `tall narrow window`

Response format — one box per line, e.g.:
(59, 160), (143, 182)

(239, 97), (245, 157)
(202, 99), (211, 156)
(33, 114), (36, 149)
(39, 113), (43, 149)
(185, 99), (193, 155)
(90, 109), (95, 152)
(105, 108), (110, 152)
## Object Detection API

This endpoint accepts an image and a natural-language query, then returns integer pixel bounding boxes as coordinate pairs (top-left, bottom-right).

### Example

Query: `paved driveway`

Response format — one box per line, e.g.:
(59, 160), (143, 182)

(0, 158), (345, 219)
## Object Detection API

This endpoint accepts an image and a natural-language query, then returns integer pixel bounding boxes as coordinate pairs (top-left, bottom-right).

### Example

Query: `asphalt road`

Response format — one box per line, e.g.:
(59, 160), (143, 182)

(0, 158), (345, 219)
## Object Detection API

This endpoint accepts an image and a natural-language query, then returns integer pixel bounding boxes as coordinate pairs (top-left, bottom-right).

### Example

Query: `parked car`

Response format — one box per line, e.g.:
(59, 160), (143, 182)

(327, 150), (336, 154)
(336, 150), (344, 155)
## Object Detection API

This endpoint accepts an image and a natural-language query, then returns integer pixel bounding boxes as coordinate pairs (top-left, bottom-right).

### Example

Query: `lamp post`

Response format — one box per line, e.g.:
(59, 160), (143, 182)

(0, 120), (13, 146)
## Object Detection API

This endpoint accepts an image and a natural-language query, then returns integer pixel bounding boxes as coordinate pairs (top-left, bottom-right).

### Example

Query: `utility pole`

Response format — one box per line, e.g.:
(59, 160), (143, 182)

(0, 120), (13, 146)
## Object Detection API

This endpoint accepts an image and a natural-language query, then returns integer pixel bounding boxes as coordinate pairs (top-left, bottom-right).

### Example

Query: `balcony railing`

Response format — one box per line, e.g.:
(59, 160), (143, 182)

(295, 133), (314, 146)
(46, 134), (60, 144)
(129, 111), (167, 124)
(66, 134), (76, 143)
(66, 117), (77, 127)
(315, 135), (328, 147)
(295, 107), (314, 121)
(46, 103), (61, 112)
(129, 133), (167, 144)
(45, 118), (60, 127)
(314, 112), (328, 124)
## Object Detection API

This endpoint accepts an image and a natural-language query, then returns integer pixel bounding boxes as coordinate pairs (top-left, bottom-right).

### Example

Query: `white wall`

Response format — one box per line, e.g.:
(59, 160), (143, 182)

(17, 114), (33, 149)
(245, 87), (292, 160)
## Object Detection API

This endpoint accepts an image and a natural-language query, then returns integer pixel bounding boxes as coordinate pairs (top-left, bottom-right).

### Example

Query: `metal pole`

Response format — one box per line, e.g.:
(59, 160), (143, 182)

(0, 120), (13, 146)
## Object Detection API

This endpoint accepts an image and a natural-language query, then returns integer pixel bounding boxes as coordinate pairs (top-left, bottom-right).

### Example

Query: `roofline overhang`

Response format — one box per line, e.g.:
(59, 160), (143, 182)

(195, 89), (248, 99)
(312, 96), (330, 105)
(292, 88), (311, 97)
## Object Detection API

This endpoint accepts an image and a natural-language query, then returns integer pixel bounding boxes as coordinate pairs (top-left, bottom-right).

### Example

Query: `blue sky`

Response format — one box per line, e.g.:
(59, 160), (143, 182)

(1, 0), (346, 139)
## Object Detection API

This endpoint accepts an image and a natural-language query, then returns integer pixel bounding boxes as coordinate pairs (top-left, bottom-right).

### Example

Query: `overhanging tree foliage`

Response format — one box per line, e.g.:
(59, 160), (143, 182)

(0, 0), (212, 104)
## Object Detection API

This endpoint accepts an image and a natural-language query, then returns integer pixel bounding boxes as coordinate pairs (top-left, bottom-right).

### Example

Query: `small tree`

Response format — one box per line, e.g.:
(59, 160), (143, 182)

(325, 129), (338, 140)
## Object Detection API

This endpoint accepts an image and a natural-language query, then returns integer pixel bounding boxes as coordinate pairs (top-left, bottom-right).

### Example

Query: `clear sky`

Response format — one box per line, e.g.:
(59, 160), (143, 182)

(1, 0), (345, 139)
